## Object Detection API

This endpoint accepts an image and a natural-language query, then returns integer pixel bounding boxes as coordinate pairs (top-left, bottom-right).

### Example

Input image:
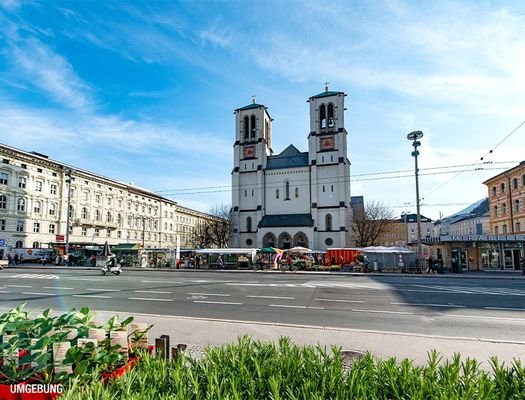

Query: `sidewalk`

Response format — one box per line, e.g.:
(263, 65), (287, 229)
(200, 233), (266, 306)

(4, 263), (524, 279)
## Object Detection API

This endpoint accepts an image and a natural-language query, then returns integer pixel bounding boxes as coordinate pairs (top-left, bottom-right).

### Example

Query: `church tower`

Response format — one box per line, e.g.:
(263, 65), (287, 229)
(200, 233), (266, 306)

(231, 98), (273, 248)
(307, 84), (352, 248)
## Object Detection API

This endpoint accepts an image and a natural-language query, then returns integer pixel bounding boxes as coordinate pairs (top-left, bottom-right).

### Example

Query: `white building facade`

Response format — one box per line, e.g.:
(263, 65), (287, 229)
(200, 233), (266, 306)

(231, 87), (353, 250)
(0, 144), (216, 254)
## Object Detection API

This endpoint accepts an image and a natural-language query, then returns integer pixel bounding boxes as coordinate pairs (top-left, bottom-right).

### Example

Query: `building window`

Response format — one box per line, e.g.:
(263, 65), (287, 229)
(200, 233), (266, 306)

(49, 203), (56, 216)
(513, 178), (518, 189)
(83, 191), (89, 201)
(250, 115), (256, 138)
(516, 222), (521, 232)
(495, 226), (499, 235)
(81, 207), (88, 219)
(33, 222), (40, 233)
(106, 211), (112, 222)
(0, 219), (5, 231)
(35, 181), (42, 192)
(95, 194), (101, 203)
(247, 217), (252, 232)
(95, 210), (100, 221)
(295, 187), (299, 198)
(523, 174), (525, 186)
(50, 184), (57, 195)
(502, 224), (507, 234)
(515, 199), (520, 212)
(285, 181), (290, 200)
(276, 189), (279, 199)
(0, 195), (6, 209)
(500, 182), (505, 193)
(319, 104), (326, 129)
(327, 103), (334, 128)
(0, 172), (8, 185)
(15, 240), (23, 248)
(33, 200), (41, 213)
(493, 205), (498, 217)
(18, 177), (26, 188)
(16, 220), (23, 232)
(94, 228), (99, 237)
(492, 186), (496, 197)
(117, 213), (122, 226)
(48, 223), (55, 234)
(326, 214), (332, 231)
(246, 238), (253, 246)
(106, 229), (111, 237)
(243, 116), (249, 139)
(32, 241), (40, 248)
(117, 230), (121, 238)
(107, 197), (112, 206)
(68, 205), (73, 218)
(244, 189), (247, 197)
(81, 227), (87, 236)
(17, 198), (26, 212)
(325, 238), (333, 246)
(502, 203), (507, 215)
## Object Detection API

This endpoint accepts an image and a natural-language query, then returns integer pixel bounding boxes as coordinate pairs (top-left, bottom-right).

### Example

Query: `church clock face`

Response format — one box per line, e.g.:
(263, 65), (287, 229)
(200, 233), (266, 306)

(243, 145), (256, 158)
(319, 136), (334, 150)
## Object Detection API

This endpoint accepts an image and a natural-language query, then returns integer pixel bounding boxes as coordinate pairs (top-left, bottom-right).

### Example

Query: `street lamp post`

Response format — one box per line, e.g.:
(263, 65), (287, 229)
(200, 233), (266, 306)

(407, 131), (424, 266)
(65, 169), (73, 258)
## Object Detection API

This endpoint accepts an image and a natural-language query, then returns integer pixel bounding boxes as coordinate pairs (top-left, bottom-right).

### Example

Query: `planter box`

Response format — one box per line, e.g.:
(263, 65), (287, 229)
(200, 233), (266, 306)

(100, 360), (135, 383)
(0, 382), (23, 400)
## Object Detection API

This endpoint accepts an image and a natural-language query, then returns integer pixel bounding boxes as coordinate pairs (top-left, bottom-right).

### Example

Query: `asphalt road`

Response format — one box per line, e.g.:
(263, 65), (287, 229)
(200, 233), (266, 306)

(1, 267), (525, 343)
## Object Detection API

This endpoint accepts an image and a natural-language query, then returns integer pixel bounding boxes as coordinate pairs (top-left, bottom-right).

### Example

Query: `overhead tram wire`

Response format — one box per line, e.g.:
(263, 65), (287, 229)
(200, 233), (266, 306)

(422, 119), (525, 201)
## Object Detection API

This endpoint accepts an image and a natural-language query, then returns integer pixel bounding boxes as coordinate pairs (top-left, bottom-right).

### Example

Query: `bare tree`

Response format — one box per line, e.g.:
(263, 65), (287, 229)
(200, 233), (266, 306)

(188, 220), (213, 249)
(352, 201), (395, 247)
(208, 204), (232, 248)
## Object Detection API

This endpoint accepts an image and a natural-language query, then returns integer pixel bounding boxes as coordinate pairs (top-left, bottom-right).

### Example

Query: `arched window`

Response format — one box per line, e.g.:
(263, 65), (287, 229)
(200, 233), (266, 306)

(327, 103), (334, 127)
(49, 203), (56, 216)
(81, 207), (88, 219)
(32, 241), (40, 248)
(501, 182), (505, 193)
(250, 115), (256, 138)
(295, 187), (299, 198)
(492, 186), (496, 197)
(276, 189), (279, 199)
(17, 198), (26, 212)
(285, 181), (290, 200)
(319, 104), (326, 129)
(15, 240), (23, 248)
(513, 178), (518, 189)
(34, 200), (41, 213)
(247, 216), (252, 232)
(0, 195), (6, 209)
(243, 116), (249, 139)
(326, 214), (333, 231)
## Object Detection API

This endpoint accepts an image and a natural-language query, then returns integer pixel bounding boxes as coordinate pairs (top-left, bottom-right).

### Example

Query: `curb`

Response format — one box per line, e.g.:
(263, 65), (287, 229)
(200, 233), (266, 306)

(3, 264), (523, 279)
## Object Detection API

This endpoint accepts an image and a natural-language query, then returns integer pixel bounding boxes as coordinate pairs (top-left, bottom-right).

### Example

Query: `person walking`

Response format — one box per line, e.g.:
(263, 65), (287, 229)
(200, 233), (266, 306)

(195, 254), (201, 269)
(14, 254), (19, 265)
(217, 256), (224, 270)
(427, 256), (437, 274)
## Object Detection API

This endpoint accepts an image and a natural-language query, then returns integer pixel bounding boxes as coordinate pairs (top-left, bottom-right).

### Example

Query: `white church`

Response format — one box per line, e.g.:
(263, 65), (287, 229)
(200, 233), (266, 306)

(231, 86), (353, 250)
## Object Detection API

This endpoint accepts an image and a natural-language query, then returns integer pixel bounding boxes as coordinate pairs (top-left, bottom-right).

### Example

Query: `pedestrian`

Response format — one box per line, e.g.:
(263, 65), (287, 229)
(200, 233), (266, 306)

(257, 254), (264, 270)
(7, 253), (12, 265)
(339, 255), (344, 267)
(427, 256), (437, 274)
(195, 255), (201, 269)
(14, 254), (19, 265)
(217, 256), (224, 270)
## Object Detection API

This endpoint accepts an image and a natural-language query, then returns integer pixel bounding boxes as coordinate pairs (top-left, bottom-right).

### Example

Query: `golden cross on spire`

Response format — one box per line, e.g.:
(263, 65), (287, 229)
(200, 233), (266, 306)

(324, 81), (330, 91)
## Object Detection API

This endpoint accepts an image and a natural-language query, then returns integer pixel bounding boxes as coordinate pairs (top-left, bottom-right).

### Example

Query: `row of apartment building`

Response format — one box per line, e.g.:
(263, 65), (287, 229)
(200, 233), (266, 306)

(0, 144), (218, 255)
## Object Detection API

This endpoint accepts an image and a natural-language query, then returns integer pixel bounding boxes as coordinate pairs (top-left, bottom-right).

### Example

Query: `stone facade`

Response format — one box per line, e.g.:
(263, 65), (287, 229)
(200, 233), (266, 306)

(231, 87), (353, 250)
(0, 144), (216, 253)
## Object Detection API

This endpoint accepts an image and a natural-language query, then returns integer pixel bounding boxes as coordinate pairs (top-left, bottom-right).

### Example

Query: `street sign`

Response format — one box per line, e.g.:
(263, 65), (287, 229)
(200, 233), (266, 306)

(0, 239), (6, 246)
(56, 235), (65, 242)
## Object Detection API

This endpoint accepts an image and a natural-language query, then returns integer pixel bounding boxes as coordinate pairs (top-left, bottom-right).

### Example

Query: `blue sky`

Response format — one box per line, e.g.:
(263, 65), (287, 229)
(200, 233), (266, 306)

(1, 0), (524, 220)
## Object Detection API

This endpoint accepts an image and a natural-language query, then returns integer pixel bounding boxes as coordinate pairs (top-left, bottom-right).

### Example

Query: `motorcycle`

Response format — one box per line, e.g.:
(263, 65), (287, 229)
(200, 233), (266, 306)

(101, 258), (122, 275)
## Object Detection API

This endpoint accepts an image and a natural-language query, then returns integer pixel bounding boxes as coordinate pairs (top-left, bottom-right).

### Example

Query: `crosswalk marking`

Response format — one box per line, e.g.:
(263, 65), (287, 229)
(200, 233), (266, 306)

(11, 274), (59, 280)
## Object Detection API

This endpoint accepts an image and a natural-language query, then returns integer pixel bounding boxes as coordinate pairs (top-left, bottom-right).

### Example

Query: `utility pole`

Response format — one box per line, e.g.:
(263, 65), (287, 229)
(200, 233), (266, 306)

(407, 131), (424, 266)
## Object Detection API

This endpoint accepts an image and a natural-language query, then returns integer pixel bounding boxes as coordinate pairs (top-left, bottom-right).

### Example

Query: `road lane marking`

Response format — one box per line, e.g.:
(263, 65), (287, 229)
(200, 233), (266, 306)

(391, 302), (466, 308)
(188, 292), (231, 297)
(448, 314), (525, 322)
(73, 294), (112, 299)
(247, 295), (296, 300)
(0, 290), (12, 293)
(12, 274), (59, 280)
(68, 278), (104, 281)
(352, 309), (414, 315)
(483, 306), (525, 311)
(140, 280), (183, 284)
(5, 284), (32, 288)
(134, 290), (173, 294)
(87, 288), (121, 292)
(22, 292), (56, 296)
(269, 304), (324, 310)
(193, 300), (242, 305)
(43, 286), (75, 290)
(315, 298), (364, 303)
(128, 297), (174, 302)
